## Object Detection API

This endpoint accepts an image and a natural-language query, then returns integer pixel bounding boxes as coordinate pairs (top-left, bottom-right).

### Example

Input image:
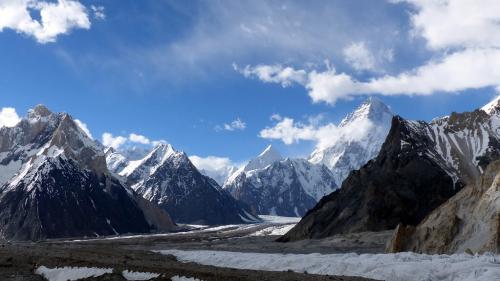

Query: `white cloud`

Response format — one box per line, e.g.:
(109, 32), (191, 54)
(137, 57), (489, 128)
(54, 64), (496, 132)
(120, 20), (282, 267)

(74, 119), (92, 139)
(342, 42), (375, 71)
(401, 0), (500, 50)
(0, 107), (20, 128)
(238, 0), (500, 104)
(128, 133), (150, 145)
(101, 132), (127, 149)
(0, 0), (91, 43)
(259, 114), (375, 151)
(190, 155), (234, 172)
(189, 155), (237, 185)
(246, 49), (500, 105)
(216, 118), (247, 132)
(235, 64), (307, 87)
(102, 132), (166, 150)
(90, 5), (105, 20)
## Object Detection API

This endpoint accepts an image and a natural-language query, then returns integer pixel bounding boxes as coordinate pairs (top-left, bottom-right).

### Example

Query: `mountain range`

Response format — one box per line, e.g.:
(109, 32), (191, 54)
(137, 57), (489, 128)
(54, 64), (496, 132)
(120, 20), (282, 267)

(280, 96), (500, 242)
(0, 105), (175, 240)
(107, 143), (259, 225)
(223, 145), (337, 217)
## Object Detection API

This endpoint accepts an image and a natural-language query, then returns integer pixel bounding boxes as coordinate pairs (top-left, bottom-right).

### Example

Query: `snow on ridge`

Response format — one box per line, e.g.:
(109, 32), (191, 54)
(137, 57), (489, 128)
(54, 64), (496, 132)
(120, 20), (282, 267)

(159, 250), (500, 281)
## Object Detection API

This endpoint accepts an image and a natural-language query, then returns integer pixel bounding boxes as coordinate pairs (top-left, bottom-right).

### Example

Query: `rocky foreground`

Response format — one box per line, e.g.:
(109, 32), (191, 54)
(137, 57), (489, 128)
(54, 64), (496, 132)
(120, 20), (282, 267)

(0, 222), (380, 281)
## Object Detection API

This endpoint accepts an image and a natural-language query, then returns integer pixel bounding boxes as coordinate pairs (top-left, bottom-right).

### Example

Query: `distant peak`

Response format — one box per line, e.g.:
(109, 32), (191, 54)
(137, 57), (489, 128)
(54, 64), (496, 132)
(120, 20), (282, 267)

(340, 96), (393, 127)
(259, 144), (279, 157)
(28, 104), (52, 119)
(481, 95), (500, 114)
(243, 145), (282, 172)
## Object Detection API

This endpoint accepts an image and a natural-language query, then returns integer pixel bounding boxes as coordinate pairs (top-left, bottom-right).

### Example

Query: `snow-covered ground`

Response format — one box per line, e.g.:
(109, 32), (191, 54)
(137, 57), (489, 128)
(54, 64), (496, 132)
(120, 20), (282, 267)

(171, 276), (204, 281)
(122, 270), (160, 280)
(36, 266), (162, 281)
(258, 215), (301, 224)
(157, 250), (500, 281)
(35, 266), (113, 281)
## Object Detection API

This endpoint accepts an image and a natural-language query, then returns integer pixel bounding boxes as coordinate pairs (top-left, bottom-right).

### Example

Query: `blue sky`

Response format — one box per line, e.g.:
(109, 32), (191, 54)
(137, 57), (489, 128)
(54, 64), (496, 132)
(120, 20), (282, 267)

(1, 0), (499, 165)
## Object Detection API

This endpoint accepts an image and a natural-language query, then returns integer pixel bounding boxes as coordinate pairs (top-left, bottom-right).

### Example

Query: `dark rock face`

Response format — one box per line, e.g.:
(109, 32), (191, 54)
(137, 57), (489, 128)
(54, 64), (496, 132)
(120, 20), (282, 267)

(115, 144), (259, 225)
(0, 158), (152, 240)
(0, 105), (175, 241)
(142, 157), (256, 225)
(279, 116), (463, 241)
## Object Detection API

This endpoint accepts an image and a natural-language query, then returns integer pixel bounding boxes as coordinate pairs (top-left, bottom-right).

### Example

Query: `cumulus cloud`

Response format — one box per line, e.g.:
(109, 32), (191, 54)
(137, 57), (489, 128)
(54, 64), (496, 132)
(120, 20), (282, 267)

(74, 119), (92, 139)
(401, 0), (500, 50)
(260, 114), (375, 150)
(234, 63), (307, 87)
(102, 132), (166, 150)
(0, 107), (20, 128)
(0, 0), (92, 43)
(189, 155), (237, 185)
(343, 42), (375, 71)
(128, 133), (150, 145)
(102, 132), (127, 149)
(215, 118), (247, 132)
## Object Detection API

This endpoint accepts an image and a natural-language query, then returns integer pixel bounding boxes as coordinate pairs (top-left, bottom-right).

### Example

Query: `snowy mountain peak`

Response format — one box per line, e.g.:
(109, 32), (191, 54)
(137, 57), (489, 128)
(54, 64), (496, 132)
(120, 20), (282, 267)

(243, 145), (282, 172)
(481, 95), (500, 115)
(309, 98), (394, 186)
(28, 104), (52, 119)
(339, 96), (393, 127)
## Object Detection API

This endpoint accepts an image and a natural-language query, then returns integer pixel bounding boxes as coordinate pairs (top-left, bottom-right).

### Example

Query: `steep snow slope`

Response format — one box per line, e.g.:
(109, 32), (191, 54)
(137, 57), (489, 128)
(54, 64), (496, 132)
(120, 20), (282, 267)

(309, 97), (393, 186)
(108, 143), (259, 225)
(224, 146), (337, 217)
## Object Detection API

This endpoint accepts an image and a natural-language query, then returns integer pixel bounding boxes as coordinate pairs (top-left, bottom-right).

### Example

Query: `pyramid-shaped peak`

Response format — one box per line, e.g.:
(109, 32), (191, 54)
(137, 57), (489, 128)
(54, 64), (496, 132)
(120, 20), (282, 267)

(244, 145), (282, 172)
(481, 95), (500, 115)
(340, 96), (393, 127)
(259, 144), (280, 157)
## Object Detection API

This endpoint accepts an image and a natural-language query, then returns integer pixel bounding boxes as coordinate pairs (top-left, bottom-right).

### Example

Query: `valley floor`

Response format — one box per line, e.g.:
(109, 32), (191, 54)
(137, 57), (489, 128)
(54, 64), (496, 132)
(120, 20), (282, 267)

(0, 217), (498, 281)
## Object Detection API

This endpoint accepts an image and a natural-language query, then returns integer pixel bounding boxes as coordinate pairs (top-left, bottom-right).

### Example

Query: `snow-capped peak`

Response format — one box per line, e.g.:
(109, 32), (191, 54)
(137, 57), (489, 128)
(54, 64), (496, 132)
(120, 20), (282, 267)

(339, 96), (393, 127)
(481, 95), (500, 115)
(309, 97), (394, 186)
(243, 145), (282, 172)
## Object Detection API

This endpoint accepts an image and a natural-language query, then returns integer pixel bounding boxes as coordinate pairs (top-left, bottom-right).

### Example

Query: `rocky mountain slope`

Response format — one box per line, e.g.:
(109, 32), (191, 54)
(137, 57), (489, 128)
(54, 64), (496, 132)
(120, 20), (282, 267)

(280, 98), (500, 241)
(0, 105), (175, 240)
(387, 160), (500, 254)
(309, 97), (393, 186)
(223, 146), (337, 217)
(108, 143), (259, 225)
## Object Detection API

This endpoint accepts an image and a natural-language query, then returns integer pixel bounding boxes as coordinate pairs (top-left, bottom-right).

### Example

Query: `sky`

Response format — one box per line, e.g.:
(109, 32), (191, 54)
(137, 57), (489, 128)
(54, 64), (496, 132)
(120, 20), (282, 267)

(1, 0), (500, 169)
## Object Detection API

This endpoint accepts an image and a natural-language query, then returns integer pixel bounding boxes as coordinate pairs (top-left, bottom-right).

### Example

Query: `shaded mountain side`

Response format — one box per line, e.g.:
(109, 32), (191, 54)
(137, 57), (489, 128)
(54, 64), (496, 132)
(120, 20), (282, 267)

(387, 160), (500, 254)
(110, 143), (259, 225)
(0, 105), (175, 240)
(279, 116), (463, 241)
(225, 157), (337, 217)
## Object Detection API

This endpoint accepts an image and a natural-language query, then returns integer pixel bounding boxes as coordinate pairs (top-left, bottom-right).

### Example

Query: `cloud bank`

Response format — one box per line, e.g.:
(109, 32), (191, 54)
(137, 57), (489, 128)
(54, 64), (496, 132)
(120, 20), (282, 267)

(238, 0), (500, 105)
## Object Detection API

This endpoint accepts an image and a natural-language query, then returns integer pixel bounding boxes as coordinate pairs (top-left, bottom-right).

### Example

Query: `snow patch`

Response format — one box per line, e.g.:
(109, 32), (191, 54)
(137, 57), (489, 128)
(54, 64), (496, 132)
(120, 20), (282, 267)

(122, 270), (160, 280)
(35, 266), (113, 281)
